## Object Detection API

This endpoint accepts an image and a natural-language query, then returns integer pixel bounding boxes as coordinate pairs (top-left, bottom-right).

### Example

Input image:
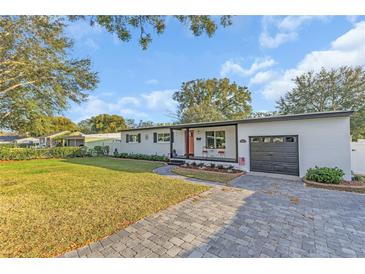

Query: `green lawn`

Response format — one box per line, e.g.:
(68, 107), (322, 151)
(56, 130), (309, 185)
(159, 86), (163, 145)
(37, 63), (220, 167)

(172, 166), (241, 184)
(0, 157), (208, 258)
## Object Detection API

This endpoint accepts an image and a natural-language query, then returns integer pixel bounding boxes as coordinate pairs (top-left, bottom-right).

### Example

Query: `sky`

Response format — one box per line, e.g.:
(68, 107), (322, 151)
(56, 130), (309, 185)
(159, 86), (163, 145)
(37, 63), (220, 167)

(64, 16), (365, 123)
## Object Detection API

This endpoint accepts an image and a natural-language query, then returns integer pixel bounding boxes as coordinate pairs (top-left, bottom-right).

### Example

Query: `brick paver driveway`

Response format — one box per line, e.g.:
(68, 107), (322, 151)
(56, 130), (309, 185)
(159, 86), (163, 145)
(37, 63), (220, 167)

(63, 167), (365, 258)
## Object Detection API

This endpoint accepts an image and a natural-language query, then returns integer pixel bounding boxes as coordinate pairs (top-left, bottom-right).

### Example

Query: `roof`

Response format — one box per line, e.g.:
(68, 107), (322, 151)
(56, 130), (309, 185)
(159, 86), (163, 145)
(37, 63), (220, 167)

(0, 135), (22, 142)
(39, 131), (71, 138)
(120, 110), (353, 132)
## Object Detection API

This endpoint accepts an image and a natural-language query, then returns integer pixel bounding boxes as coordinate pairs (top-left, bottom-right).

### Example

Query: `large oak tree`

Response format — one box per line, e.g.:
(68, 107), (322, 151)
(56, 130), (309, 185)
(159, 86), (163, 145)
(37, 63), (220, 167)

(0, 16), (98, 133)
(70, 16), (232, 50)
(78, 114), (127, 133)
(173, 78), (252, 123)
(276, 66), (365, 140)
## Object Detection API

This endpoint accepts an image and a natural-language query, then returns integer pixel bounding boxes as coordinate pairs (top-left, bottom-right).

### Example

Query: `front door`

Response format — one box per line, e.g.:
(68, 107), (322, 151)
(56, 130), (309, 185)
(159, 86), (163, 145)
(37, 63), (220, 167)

(185, 130), (194, 156)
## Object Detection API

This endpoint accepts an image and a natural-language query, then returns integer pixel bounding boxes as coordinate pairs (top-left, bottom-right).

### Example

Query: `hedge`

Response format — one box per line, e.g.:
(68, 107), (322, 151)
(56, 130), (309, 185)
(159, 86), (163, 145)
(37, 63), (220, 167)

(0, 147), (88, 160)
(114, 152), (168, 162)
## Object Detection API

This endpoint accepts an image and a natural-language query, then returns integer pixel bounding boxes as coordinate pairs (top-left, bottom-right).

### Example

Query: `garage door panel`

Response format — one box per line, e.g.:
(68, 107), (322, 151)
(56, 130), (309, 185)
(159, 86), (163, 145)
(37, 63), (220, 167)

(251, 152), (297, 162)
(250, 135), (299, 176)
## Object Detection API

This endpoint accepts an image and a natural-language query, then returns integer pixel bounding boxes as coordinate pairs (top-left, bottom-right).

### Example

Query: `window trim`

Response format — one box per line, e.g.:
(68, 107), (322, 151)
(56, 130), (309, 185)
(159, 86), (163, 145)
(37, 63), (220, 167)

(205, 130), (226, 149)
(157, 132), (170, 143)
(127, 134), (139, 143)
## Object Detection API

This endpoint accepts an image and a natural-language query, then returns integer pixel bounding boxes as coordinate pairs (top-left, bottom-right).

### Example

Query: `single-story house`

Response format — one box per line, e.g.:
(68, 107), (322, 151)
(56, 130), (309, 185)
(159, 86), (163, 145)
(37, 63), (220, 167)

(0, 135), (22, 144)
(112, 110), (353, 180)
(14, 137), (40, 147)
(39, 131), (71, 147)
(62, 132), (85, 147)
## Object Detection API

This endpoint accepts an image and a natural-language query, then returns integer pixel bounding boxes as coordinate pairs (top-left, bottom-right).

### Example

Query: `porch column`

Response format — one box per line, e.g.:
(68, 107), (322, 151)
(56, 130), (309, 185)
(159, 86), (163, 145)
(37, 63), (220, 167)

(235, 124), (239, 162)
(186, 127), (190, 159)
(170, 128), (173, 158)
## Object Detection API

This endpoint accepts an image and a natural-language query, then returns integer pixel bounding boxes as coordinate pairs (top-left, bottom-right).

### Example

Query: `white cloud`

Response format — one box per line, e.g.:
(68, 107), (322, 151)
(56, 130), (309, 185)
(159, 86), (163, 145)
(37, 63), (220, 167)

(69, 96), (147, 122)
(249, 70), (276, 85)
(69, 89), (178, 122)
(220, 58), (275, 77)
(67, 21), (102, 50)
(84, 38), (99, 50)
(145, 79), (159, 85)
(142, 90), (178, 112)
(118, 97), (140, 107)
(261, 21), (365, 100)
(260, 16), (328, 48)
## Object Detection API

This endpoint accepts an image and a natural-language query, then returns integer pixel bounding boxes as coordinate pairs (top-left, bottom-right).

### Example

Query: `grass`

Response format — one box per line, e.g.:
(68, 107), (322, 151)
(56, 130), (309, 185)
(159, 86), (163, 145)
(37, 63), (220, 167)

(0, 157), (209, 257)
(171, 166), (241, 184)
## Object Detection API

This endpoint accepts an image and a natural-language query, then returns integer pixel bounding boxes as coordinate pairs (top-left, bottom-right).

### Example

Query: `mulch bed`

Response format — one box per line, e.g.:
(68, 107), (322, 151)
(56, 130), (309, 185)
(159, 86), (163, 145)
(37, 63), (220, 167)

(303, 178), (365, 194)
(180, 165), (244, 174)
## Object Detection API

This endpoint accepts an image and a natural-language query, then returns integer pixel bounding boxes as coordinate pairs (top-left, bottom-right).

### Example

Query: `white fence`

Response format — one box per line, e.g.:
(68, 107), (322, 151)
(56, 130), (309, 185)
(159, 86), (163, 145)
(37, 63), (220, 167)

(351, 140), (365, 175)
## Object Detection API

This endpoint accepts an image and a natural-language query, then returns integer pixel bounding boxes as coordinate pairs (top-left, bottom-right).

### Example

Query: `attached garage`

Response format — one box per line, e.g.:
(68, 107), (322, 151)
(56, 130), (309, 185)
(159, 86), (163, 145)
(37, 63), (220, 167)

(249, 135), (299, 176)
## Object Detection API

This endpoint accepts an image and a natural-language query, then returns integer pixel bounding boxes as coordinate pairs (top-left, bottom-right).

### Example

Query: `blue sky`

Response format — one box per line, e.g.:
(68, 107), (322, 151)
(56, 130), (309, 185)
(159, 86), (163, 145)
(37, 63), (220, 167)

(64, 16), (365, 123)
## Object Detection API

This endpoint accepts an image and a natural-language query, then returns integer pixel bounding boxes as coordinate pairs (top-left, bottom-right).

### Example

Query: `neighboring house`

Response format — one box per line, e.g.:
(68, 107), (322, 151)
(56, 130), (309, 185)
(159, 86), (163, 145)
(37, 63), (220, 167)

(39, 131), (71, 147)
(112, 111), (353, 180)
(62, 132), (85, 147)
(351, 139), (365, 175)
(14, 137), (40, 147)
(0, 135), (22, 144)
(84, 133), (121, 149)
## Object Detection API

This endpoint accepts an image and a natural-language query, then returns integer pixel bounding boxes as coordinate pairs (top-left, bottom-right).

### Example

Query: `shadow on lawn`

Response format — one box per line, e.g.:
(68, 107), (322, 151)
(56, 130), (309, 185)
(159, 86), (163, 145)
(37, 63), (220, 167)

(61, 157), (165, 174)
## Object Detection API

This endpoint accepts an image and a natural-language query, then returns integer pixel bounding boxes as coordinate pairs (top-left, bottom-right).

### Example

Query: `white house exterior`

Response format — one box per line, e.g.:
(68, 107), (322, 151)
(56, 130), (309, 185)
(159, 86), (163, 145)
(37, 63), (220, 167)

(112, 111), (353, 180)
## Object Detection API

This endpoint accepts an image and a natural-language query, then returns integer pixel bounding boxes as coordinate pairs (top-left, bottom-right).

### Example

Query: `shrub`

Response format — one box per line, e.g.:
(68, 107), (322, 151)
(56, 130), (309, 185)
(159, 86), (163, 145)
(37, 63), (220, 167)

(306, 166), (345, 184)
(92, 146), (109, 156)
(0, 147), (87, 161)
(0, 143), (16, 148)
(114, 152), (168, 162)
(210, 163), (215, 168)
(217, 164), (224, 169)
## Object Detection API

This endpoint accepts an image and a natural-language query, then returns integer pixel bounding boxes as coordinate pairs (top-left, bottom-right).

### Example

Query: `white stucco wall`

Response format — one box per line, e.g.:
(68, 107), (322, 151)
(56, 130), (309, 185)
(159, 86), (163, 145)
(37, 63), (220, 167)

(351, 140), (365, 175)
(115, 128), (171, 156)
(237, 117), (352, 180)
(191, 126), (236, 159)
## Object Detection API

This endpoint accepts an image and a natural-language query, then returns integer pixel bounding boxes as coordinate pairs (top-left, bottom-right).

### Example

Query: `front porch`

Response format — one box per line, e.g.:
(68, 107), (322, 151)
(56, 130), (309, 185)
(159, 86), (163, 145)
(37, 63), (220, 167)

(170, 123), (238, 163)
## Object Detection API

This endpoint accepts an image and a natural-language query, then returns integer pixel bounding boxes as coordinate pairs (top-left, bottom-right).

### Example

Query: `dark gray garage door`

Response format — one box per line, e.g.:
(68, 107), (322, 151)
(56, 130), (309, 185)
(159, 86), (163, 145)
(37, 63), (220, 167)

(249, 135), (299, 176)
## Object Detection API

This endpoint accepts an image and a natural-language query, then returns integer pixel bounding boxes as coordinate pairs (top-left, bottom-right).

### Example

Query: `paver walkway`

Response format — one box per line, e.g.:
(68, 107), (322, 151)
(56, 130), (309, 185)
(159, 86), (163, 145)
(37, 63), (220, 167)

(62, 166), (365, 258)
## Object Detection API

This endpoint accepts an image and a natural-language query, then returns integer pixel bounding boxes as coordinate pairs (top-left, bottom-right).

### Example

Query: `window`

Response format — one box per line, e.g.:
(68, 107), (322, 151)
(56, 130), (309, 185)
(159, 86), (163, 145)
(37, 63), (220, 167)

(285, 136), (296, 142)
(251, 137), (262, 143)
(157, 133), (170, 143)
(205, 131), (226, 149)
(263, 137), (271, 143)
(127, 134), (139, 143)
(273, 137), (284, 143)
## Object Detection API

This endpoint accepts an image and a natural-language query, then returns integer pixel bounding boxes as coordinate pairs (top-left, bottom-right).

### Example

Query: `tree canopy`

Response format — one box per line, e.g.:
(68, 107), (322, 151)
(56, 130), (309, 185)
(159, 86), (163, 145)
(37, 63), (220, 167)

(78, 114), (127, 133)
(0, 16), (98, 133)
(173, 78), (252, 123)
(276, 66), (365, 140)
(70, 16), (232, 50)
(20, 116), (78, 137)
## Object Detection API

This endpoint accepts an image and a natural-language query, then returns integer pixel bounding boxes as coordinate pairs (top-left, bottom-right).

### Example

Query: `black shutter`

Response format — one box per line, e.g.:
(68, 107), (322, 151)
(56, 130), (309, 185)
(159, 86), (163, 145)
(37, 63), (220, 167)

(126, 134), (129, 143)
(153, 132), (157, 143)
(138, 133), (141, 143)
(171, 131), (174, 143)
